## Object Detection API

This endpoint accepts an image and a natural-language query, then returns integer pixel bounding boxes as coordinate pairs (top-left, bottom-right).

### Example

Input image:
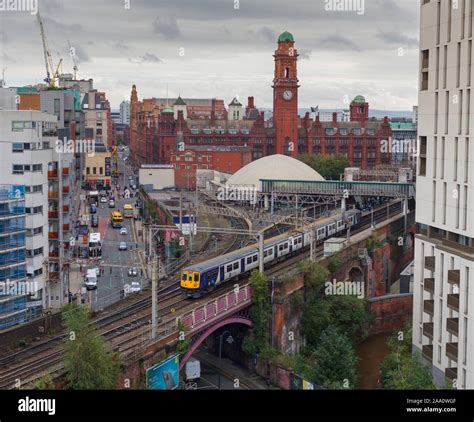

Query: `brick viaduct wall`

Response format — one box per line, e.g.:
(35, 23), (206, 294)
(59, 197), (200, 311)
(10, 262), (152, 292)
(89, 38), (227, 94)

(368, 294), (413, 335)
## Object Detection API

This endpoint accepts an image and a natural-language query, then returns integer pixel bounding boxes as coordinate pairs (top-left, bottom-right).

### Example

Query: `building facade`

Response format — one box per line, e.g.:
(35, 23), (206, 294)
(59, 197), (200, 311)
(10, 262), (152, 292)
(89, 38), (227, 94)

(119, 100), (130, 125)
(0, 111), (74, 313)
(413, 0), (474, 389)
(0, 184), (29, 329)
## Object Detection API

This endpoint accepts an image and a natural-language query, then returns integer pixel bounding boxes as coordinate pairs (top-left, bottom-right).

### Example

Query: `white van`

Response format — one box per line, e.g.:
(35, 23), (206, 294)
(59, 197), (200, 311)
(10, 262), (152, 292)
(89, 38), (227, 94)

(85, 269), (98, 290)
(184, 358), (201, 382)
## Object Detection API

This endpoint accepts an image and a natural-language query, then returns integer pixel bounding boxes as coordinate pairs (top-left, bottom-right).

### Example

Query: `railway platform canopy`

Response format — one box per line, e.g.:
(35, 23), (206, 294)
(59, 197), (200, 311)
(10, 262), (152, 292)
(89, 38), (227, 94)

(260, 179), (416, 199)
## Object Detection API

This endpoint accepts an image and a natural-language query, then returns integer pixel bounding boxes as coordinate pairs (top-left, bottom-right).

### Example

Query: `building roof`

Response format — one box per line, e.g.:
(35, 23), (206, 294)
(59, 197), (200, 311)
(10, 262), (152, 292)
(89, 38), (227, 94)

(174, 95), (186, 106)
(353, 95), (366, 103)
(389, 122), (415, 130)
(162, 106), (173, 113)
(227, 154), (324, 189)
(278, 31), (294, 42)
(229, 97), (242, 106)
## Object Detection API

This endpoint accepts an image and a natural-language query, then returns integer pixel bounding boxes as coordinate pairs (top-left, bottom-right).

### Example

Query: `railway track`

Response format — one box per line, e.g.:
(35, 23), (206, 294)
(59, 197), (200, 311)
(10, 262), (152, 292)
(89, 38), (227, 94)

(0, 201), (407, 389)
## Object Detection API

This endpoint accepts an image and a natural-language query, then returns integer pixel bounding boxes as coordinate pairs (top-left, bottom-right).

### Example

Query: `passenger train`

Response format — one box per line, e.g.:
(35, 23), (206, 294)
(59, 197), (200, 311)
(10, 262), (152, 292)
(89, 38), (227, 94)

(180, 209), (362, 298)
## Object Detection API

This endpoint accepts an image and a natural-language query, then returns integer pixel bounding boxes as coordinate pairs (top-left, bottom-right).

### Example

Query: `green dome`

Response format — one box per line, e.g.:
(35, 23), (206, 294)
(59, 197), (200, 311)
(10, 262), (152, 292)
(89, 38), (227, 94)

(278, 31), (294, 43)
(162, 106), (173, 113)
(353, 95), (366, 103)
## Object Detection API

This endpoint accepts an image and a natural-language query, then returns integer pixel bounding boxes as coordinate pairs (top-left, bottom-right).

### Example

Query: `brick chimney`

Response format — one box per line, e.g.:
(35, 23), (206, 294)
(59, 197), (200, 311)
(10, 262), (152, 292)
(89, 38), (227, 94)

(247, 96), (255, 110)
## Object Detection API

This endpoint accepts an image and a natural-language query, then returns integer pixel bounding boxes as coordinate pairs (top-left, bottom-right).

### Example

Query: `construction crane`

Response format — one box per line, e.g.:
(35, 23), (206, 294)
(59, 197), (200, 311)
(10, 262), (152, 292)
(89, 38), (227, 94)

(67, 40), (79, 79)
(36, 12), (62, 88)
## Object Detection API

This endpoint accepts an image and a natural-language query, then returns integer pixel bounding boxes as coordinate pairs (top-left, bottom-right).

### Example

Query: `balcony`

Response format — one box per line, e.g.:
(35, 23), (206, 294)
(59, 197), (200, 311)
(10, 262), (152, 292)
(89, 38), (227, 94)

(47, 169), (58, 179)
(48, 211), (59, 219)
(63, 223), (70, 231)
(446, 342), (458, 362)
(448, 269), (460, 285)
(422, 344), (433, 362)
(425, 256), (435, 271)
(424, 278), (435, 294)
(447, 294), (460, 312)
(48, 271), (59, 280)
(48, 231), (58, 239)
(447, 318), (459, 336)
(62, 186), (69, 194)
(424, 299), (434, 316)
(423, 322), (434, 340)
(48, 250), (59, 258)
(48, 191), (58, 199)
(63, 204), (70, 212)
(445, 367), (458, 384)
(62, 167), (69, 175)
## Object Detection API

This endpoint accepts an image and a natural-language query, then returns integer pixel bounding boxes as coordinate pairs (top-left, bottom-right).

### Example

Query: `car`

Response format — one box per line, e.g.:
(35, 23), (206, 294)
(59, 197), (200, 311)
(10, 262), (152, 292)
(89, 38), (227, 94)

(91, 215), (99, 228)
(100, 196), (107, 203)
(129, 281), (141, 293)
(109, 199), (115, 208)
(128, 267), (138, 277)
(120, 227), (128, 235)
(119, 241), (127, 251)
(90, 204), (97, 214)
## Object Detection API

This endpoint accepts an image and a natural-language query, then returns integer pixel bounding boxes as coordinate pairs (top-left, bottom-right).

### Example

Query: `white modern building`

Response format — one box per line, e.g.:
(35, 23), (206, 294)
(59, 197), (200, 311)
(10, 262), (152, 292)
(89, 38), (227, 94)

(413, 0), (474, 389)
(0, 110), (74, 312)
(119, 100), (130, 125)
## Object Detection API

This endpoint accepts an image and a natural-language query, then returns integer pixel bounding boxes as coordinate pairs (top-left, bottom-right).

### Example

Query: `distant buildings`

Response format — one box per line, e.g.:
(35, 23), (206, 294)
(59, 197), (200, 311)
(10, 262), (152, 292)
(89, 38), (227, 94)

(129, 31), (393, 184)
(119, 100), (130, 125)
(413, 1), (473, 389)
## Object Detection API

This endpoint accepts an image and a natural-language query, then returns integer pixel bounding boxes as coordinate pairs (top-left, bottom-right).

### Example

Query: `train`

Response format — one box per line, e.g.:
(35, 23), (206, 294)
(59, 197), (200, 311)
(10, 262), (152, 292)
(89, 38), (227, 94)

(180, 208), (362, 298)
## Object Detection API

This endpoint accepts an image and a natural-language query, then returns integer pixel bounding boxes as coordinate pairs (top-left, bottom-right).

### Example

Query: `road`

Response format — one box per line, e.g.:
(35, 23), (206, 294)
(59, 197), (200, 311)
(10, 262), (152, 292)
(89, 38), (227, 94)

(89, 148), (146, 311)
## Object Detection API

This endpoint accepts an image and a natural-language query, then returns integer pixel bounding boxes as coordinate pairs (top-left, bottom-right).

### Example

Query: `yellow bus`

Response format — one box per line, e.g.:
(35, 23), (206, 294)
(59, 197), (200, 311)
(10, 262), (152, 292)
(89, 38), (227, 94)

(111, 211), (124, 228)
(123, 204), (134, 218)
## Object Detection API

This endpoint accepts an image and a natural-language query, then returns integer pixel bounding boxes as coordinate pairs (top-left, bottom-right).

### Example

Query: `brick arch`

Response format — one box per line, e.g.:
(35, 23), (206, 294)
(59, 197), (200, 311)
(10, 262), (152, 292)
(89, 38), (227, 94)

(178, 316), (253, 370)
(346, 265), (364, 282)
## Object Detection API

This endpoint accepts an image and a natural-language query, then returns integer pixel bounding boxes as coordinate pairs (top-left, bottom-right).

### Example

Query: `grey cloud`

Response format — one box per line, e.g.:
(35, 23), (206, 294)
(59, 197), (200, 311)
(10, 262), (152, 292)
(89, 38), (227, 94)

(258, 26), (276, 43)
(376, 31), (418, 47)
(153, 16), (180, 39)
(141, 53), (161, 63)
(318, 35), (361, 52)
(43, 16), (82, 33)
(299, 49), (311, 60)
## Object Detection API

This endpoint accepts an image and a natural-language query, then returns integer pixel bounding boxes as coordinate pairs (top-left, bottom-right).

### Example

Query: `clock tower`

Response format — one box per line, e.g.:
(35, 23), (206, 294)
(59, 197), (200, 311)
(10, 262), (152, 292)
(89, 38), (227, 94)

(273, 31), (299, 156)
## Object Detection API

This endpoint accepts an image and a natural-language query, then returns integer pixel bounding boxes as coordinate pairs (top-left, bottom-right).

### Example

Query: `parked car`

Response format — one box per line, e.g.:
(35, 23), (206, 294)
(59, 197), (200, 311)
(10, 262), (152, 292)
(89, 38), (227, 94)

(119, 241), (127, 251)
(120, 227), (128, 235)
(90, 204), (97, 214)
(129, 281), (141, 293)
(108, 199), (115, 208)
(84, 269), (98, 290)
(100, 196), (107, 203)
(128, 267), (138, 277)
(91, 215), (99, 227)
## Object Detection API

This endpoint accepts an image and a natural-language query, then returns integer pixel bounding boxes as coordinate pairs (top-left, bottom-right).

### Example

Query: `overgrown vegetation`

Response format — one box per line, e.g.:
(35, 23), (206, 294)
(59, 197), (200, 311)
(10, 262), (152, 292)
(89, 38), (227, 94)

(176, 319), (191, 356)
(62, 304), (122, 389)
(242, 271), (272, 356)
(327, 254), (342, 274)
(298, 154), (350, 180)
(380, 322), (435, 389)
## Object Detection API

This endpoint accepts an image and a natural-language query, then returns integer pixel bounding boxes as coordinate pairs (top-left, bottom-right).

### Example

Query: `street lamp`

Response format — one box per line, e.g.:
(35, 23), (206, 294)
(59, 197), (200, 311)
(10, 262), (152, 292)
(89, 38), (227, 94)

(218, 330), (234, 390)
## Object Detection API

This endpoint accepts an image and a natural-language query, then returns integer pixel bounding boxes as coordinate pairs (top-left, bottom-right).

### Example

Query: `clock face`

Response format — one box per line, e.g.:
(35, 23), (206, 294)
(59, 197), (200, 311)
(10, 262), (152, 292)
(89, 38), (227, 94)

(283, 90), (293, 101)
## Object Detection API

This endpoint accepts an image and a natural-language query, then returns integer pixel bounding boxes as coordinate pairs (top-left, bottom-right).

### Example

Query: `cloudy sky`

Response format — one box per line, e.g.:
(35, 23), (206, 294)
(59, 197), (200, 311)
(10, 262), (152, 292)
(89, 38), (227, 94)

(0, 0), (419, 111)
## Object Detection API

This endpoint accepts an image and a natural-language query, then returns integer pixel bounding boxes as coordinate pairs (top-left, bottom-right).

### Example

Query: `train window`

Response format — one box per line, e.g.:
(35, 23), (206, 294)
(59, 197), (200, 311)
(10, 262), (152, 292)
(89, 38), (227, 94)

(233, 262), (239, 270)
(284, 242), (288, 248)
(226, 265), (232, 272)
(193, 272), (200, 282)
(253, 255), (258, 262)
(246, 257), (252, 265)
(181, 271), (188, 281)
(318, 228), (325, 235)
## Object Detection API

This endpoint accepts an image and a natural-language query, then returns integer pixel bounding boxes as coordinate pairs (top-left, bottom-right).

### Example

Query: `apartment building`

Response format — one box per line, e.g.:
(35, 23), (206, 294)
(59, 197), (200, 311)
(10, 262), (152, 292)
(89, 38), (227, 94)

(0, 110), (74, 313)
(413, 0), (474, 389)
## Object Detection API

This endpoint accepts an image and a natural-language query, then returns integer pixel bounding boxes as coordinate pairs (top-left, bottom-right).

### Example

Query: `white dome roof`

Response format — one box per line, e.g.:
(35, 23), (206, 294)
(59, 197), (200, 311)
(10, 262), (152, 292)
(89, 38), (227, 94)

(226, 154), (325, 190)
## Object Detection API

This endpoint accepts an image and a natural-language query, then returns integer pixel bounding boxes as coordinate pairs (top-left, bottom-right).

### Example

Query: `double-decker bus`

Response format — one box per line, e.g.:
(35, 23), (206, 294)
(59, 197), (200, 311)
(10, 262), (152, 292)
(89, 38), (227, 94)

(123, 204), (134, 218)
(88, 232), (102, 257)
(111, 211), (124, 228)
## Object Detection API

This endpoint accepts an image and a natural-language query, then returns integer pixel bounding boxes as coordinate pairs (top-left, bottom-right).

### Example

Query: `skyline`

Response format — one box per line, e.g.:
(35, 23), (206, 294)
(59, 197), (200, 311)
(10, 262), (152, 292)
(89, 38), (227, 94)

(0, 0), (418, 110)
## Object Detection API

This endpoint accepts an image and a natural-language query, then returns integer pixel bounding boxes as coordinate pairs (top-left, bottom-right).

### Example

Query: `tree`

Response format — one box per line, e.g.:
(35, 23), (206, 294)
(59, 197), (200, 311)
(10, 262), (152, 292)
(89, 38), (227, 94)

(298, 154), (350, 180)
(327, 254), (342, 275)
(176, 319), (190, 356)
(62, 304), (122, 389)
(242, 271), (271, 355)
(299, 260), (329, 303)
(35, 373), (55, 390)
(380, 323), (435, 389)
(313, 326), (358, 389)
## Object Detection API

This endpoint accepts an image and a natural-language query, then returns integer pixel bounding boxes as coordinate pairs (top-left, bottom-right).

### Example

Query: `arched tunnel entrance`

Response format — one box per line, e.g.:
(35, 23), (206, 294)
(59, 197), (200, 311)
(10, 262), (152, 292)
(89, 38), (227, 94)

(348, 266), (364, 283)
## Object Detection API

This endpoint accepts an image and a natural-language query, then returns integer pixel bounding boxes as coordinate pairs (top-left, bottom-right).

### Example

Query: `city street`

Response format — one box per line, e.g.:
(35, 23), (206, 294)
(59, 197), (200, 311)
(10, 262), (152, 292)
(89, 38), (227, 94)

(88, 148), (146, 311)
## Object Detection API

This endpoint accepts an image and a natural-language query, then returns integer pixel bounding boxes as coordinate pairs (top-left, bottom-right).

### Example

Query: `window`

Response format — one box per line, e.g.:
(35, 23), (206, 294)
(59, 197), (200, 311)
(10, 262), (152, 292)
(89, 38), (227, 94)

(93, 167), (96, 175)
(285, 67), (290, 78)
(12, 143), (23, 152)
(233, 262), (239, 270)
(99, 167), (103, 175)
(12, 165), (24, 175)
(32, 164), (42, 172)
(53, 99), (60, 118)
(226, 265), (232, 272)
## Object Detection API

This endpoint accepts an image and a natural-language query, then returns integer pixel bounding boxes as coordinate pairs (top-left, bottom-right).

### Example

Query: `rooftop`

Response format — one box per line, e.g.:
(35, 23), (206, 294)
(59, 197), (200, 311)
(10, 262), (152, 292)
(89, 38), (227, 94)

(278, 31), (294, 43)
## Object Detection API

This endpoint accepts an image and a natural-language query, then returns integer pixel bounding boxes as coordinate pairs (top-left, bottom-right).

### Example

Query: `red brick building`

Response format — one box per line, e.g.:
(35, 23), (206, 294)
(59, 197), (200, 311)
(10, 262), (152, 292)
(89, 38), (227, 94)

(129, 31), (392, 180)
